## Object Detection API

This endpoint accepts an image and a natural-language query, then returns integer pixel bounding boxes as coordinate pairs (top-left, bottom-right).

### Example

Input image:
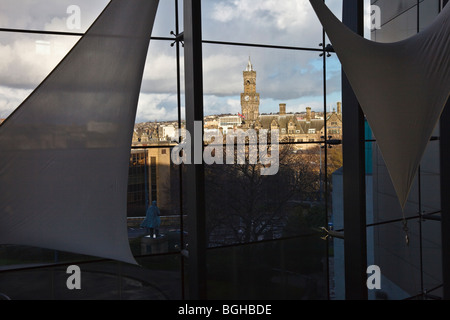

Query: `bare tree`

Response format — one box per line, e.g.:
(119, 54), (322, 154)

(205, 141), (320, 246)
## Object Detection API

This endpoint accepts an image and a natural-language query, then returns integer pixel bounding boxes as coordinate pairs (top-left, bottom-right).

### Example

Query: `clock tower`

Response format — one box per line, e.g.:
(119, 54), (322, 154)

(241, 57), (260, 125)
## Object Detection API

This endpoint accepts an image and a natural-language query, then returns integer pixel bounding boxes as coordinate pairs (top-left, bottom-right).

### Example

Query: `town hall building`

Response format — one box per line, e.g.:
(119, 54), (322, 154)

(237, 57), (342, 148)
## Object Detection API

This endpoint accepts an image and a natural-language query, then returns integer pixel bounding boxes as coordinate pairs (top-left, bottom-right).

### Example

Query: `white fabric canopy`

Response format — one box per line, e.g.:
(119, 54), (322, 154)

(310, 0), (450, 209)
(0, 0), (159, 264)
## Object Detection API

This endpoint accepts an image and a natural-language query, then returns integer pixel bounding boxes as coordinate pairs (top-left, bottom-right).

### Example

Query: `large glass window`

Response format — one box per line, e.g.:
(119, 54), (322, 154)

(4, 0), (444, 301)
(200, 0), (343, 300)
(367, 0), (443, 300)
(0, 0), (186, 300)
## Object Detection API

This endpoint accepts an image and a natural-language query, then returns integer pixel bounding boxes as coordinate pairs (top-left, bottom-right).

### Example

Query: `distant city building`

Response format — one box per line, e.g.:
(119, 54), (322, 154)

(218, 115), (242, 134)
(160, 124), (177, 141)
(128, 145), (177, 217)
(132, 121), (180, 144)
(238, 58), (342, 149)
(241, 57), (260, 123)
(130, 123), (179, 217)
(204, 128), (222, 142)
(204, 116), (219, 129)
(258, 104), (342, 148)
(128, 57), (343, 217)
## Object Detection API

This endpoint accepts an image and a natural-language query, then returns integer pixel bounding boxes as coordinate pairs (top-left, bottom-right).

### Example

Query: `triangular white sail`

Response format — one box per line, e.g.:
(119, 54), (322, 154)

(0, 0), (159, 265)
(309, 0), (450, 209)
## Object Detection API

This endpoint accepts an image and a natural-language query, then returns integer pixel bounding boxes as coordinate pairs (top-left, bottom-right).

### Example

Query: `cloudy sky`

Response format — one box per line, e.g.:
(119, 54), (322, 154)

(0, 0), (354, 123)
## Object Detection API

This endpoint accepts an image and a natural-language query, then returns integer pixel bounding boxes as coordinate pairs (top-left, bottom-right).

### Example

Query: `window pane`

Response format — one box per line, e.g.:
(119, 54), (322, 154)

(201, 0), (325, 48)
(202, 44), (325, 119)
(421, 217), (442, 299)
(419, 0), (440, 32)
(368, 219), (422, 300)
(207, 237), (328, 299)
(371, 0), (417, 26)
(0, 33), (79, 119)
(370, 2), (418, 42)
(0, 0), (109, 33)
(0, 0), (175, 38)
(0, 254), (182, 299)
(205, 144), (326, 246)
(127, 148), (183, 255)
(367, 0), (443, 301)
(138, 40), (181, 124)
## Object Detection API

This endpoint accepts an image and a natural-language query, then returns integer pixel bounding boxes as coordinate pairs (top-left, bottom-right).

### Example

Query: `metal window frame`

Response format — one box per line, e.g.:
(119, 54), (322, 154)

(342, 0), (368, 300)
(440, 0), (449, 300)
(183, 0), (208, 300)
(440, 100), (450, 300)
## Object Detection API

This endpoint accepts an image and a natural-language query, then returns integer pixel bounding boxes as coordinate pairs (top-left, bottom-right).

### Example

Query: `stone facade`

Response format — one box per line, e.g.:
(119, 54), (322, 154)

(238, 58), (342, 149)
(240, 57), (260, 123)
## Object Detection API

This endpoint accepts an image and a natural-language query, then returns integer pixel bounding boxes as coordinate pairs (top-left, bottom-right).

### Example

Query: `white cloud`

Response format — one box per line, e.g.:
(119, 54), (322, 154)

(204, 95), (241, 116)
(204, 0), (324, 46)
(212, 0), (311, 30)
(0, 0), (343, 124)
(44, 16), (71, 32)
(0, 35), (78, 89)
(0, 86), (32, 118)
(0, 0), (109, 32)
(136, 93), (180, 123)
(202, 54), (243, 96)
(141, 50), (182, 94)
(202, 46), (335, 101)
(211, 3), (237, 23)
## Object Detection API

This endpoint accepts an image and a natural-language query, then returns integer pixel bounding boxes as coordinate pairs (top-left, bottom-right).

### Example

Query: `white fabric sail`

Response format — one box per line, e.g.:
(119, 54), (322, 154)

(310, 0), (450, 209)
(0, 0), (159, 264)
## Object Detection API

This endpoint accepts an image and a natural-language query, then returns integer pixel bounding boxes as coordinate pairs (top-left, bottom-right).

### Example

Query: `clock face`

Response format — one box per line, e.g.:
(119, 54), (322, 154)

(245, 95), (250, 101)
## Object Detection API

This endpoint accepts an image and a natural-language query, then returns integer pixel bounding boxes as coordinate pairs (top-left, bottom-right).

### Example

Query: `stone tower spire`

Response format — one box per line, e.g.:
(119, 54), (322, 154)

(241, 57), (260, 125)
(246, 56), (253, 71)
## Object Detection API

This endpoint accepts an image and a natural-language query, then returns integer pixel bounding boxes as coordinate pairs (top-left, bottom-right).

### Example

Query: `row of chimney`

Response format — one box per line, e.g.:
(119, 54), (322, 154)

(278, 102), (342, 120)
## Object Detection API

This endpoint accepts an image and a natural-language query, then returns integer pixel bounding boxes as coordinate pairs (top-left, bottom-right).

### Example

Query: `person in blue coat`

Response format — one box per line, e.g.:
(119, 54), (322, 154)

(141, 200), (161, 238)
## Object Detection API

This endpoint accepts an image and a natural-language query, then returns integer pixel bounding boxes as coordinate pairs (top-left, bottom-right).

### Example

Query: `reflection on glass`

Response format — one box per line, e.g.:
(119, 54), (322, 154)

(368, 219), (422, 300)
(0, 33), (79, 119)
(127, 146), (183, 256)
(0, 255), (182, 300)
(200, 39), (339, 300)
(0, 0), (109, 33)
(370, 1), (418, 42)
(421, 216), (442, 299)
(0, 0), (349, 301)
(205, 143), (327, 247)
(419, 0), (440, 31)
(207, 237), (328, 299)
